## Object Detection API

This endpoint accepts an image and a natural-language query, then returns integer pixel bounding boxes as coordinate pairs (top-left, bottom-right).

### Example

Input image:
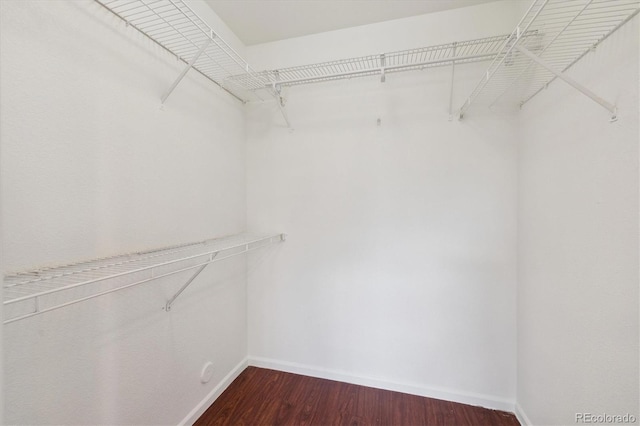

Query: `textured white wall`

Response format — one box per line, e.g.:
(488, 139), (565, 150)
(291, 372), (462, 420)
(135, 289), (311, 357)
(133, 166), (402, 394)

(1, 1), (247, 424)
(517, 16), (639, 426)
(245, 2), (521, 410)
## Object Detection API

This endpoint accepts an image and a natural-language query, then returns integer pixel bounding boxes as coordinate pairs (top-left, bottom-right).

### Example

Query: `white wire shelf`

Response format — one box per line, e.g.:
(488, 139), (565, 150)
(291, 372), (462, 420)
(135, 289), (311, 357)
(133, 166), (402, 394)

(95, 0), (268, 103)
(459, 0), (640, 117)
(230, 35), (510, 91)
(3, 233), (285, 324)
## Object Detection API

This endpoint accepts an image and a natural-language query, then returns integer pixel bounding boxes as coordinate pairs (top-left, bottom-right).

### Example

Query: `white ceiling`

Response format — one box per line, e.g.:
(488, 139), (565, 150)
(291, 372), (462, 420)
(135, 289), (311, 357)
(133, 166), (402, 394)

(204, 0), (497, 46)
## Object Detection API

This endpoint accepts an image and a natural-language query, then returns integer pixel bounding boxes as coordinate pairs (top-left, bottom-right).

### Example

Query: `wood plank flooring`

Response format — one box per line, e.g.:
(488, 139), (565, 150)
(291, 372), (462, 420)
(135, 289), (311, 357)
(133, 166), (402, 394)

(195, 367), (520, 426)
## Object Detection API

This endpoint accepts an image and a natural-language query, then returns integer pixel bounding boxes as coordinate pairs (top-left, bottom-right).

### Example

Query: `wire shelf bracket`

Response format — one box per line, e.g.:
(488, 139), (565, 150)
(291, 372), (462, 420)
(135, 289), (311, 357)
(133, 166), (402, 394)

(457, 0), (640, 120)
(95, 0), (270, 104)
(448, 43), (458, 121)
(269, 71), (292, 128)
(274, 91), (292, 129)
(161, 37), (212, 104)
(3, 233), (286, 324)
(515, 44), (617, 121)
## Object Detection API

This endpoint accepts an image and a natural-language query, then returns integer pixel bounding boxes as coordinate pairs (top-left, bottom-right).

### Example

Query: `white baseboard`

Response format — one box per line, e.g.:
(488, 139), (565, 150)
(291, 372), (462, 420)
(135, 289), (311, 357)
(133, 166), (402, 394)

(515, 402), (532, 426)
(248, 356), (516, 413)
(179, 357), (248, 426)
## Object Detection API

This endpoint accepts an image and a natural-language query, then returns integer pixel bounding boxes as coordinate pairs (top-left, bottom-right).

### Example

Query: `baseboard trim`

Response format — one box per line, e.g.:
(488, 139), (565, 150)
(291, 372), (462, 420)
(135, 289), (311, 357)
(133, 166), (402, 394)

(179, 357), (248, 426)
(515, 402), (532, 426)
(248, 356), (515, 413)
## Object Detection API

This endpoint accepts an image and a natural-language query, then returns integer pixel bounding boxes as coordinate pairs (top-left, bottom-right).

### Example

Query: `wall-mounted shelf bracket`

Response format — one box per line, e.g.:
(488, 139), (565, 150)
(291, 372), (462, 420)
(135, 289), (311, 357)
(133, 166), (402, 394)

(448, 43), (457, 121)
(165, 260), (209, 311)
(514, 45), (617, 121)
(161, 38), (213, 104)
(456, 0), (637, 120)
(276, 95), (292, 129)
(163, 233), (286, 310)
(380, 54), (386, 83)
(96, 0), (267, 103)
(270, 71), (292, 128)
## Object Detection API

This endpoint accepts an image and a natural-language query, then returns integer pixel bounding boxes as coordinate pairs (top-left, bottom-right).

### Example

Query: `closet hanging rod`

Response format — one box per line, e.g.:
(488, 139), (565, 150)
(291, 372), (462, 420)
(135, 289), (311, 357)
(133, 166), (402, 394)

(3, 233), (286, 324)
(228, 34), (514, 91)
(264, 52), (499, 89)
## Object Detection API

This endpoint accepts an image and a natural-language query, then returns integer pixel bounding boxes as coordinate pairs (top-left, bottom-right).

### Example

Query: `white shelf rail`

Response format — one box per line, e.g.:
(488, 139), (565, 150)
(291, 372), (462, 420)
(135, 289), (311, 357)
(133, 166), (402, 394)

(3, 233), (285, 324)
(458, 0), (640, 119)
(95, 0), (269, 103)
(230, 35), (510, 91)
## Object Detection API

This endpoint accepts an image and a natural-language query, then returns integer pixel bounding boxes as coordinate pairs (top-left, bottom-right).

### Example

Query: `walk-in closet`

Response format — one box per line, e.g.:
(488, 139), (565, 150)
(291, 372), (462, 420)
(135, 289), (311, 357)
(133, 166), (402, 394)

(1, 0), (638, 424)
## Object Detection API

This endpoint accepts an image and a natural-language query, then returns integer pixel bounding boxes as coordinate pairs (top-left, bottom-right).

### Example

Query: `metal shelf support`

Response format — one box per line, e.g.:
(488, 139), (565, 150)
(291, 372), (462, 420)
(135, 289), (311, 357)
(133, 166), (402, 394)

(448, 43), (457, 121)
(488, 0), (594, 110)
(515, 45), (617, 120)
(456, 0), (639, 119)
(161, 38), (212, 104)
(520, 7), (640, 111)
(165, 262), (209, 311)
(96, 0), (270, 103)
(457, 0), (548, 119)
(270, 71), (292, 128)
(276, 96), (292, 129)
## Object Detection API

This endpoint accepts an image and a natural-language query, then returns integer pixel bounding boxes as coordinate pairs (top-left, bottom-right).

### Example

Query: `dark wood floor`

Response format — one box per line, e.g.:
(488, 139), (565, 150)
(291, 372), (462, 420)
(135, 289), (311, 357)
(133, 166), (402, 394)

(195, 367), (519, 426)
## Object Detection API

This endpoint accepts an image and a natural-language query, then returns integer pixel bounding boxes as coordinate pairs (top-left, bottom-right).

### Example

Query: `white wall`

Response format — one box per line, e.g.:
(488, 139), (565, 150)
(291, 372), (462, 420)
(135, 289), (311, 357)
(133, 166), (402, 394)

(0, 125), (3, 425)
(517, 16), (639, 426)
(245, 2), (521, 410)
(1, 1), (247, 424)
(247, 1), (526, 70)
